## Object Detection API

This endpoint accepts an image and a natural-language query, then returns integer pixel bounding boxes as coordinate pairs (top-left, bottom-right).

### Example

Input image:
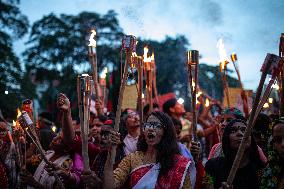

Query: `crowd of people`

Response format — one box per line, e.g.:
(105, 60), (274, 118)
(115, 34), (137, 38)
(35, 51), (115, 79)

(0, 91), (283, 189)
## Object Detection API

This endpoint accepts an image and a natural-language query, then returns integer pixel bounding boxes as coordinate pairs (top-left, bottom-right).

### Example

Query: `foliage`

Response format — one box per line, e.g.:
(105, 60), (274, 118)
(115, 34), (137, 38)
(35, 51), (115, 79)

(0, 0), (29, 119)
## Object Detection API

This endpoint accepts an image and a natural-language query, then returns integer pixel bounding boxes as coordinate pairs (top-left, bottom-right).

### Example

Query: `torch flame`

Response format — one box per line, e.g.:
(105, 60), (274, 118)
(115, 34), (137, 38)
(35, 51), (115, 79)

(88, 29), (97, 47)
(17, 108), (21, 118)
(205, 98), (210, 107)
(217, 38), (229, 70)
(143, 46), (151, 62)
(151, 52), (155, 61)
(132, 52), (137, 57)
(13, 120), (16, 127)
(100, 67), (108, 79)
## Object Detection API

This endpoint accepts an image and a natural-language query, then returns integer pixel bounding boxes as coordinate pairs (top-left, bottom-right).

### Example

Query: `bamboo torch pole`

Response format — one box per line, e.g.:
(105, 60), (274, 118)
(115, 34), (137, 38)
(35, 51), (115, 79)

(111, 35), (137, 164)
(144, 46), (153, 112)
(226, 54), (283, 186)
(187, 50), (199, 142)
(152, 53), (159, 104)
(231, 53), (249, 117)
(88, 29), (101, 103)
(77, 74), (92, 176)
(279, 33), (284, 116)
(137, 56), (144, 122)
(18, 112), (65, 189)
(220, 61), (231, 107)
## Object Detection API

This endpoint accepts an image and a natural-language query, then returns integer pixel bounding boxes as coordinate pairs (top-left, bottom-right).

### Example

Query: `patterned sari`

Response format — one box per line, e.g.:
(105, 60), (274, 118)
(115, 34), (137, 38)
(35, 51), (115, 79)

(114, 151), (192, 189)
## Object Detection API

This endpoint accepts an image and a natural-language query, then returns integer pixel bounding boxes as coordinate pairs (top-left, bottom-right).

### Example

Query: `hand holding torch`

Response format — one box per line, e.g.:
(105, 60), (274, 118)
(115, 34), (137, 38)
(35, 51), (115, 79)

(18, 111), (65, 189)
(111, 35), (137, 164)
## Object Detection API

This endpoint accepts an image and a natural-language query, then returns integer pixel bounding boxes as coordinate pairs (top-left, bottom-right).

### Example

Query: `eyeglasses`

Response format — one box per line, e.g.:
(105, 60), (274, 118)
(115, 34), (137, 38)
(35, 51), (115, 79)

(229, 126), (246, 134)
(142, 122), (164, 131)
(127, 112), (139, 119)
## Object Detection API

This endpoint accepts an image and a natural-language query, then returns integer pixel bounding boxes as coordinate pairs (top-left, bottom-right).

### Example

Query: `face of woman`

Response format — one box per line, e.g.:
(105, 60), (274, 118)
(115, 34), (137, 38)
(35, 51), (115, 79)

(126, 111), (140, 129)
(143, 115), (164, 147)
(229, 122), (251, 150)
(273, 123), (284, 160)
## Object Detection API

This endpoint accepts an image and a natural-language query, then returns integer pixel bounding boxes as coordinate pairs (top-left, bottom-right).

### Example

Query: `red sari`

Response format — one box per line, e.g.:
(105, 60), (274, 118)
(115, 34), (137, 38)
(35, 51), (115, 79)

(128, 155), (191, 189)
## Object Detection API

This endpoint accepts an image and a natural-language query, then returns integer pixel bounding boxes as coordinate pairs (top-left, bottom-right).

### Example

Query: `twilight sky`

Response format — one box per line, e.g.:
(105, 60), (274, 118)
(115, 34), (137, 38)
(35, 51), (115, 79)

(15, 0), (284, 90)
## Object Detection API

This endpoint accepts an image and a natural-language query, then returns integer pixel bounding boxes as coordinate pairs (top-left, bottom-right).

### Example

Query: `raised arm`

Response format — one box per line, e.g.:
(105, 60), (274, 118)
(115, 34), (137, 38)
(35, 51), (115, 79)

(57, 93), (75, 145)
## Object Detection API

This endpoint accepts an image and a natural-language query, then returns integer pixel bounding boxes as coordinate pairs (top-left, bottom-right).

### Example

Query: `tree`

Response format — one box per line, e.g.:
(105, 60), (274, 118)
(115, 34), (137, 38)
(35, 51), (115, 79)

(0, 0), (29, 119)
(23, 10), (124, 117)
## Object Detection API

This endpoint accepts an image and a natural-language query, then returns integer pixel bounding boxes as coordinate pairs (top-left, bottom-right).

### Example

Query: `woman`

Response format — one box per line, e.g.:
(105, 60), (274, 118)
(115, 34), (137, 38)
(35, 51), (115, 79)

(103, 111), (192, 189)
(260, 118), (284, 189)
(203, 119), (265, 189)
(21, 135), (80, 189)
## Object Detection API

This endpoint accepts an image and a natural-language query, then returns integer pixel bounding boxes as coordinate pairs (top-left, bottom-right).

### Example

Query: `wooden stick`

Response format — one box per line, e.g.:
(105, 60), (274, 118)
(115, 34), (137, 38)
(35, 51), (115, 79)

(111, 50), (131, 164)
(19, 116), (65, 189)
(231, 55), (249, 117)
(77, 76), (92, 174)
(187, 50), (199, 142)
(226, 54), (281, 186)
(279, 34), (284, 116)
(137, 57), (144, 122)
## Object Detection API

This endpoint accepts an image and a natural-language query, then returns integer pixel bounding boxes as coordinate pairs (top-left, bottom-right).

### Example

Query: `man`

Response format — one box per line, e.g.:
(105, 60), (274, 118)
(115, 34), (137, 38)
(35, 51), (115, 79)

(120, 108), (140, 155)
(38, 112), (56, 151)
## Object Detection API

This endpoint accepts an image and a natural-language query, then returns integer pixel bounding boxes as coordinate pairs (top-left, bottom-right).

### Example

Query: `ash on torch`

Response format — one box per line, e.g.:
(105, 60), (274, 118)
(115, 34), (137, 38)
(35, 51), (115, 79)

(111, 35), (137, 164)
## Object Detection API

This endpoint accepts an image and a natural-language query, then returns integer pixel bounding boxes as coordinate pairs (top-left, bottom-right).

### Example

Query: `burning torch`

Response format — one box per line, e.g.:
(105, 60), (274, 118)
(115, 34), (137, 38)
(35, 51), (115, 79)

(77, 74), (93, 174)
(18, 111), (65, 189)
(111, 35), (137, 164)
(144, 46), (153, 113)
(187, 50), (199, 142)
(230, 53), (249, 117)
(88, 29), (101, 103)
(217, 38), (230, 107)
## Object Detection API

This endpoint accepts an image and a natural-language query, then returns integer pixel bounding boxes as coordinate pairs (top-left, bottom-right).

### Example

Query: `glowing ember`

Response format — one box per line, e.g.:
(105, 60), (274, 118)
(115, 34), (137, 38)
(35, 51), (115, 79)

(217, 38), (229, 70)
(268, 98), (273, 104)
(88, 29), (97, 47)
(205, 98), (210, 107)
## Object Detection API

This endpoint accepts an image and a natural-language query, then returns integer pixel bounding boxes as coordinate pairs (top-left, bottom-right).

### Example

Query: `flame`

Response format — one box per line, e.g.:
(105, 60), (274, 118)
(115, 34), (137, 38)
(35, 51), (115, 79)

(217, 38), (229, 70)
(151, 52), (155, 61)
(205, 98), (210, 107)
(132, 52), (137, 57)
(88, 29), (97, 47)
(143, 46), (151, 62)
(263, 103), (269, 108)
(100, 67), (108, 79)
(196, 91), (202, 104)
(51, 126), (57, 133)
(17, 108), (22, 118)
(268, 98), (273, 104)
(13, 120), (16, 127)
(192, 80), (196, 88)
